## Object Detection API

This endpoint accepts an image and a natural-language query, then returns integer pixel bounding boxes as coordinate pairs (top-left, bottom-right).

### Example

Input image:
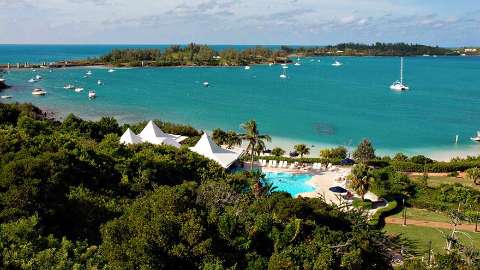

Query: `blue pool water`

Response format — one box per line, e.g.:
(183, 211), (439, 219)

(1, 48), (480, 158)
(263, 172), (315, 197)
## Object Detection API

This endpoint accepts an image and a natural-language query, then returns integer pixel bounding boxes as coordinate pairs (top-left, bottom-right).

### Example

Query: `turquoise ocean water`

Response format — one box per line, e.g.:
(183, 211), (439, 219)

(1, 45), (480, 158)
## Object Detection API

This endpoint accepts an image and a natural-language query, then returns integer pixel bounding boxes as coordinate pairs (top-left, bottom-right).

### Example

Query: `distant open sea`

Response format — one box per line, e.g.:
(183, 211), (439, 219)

(1, 45), (480, 159)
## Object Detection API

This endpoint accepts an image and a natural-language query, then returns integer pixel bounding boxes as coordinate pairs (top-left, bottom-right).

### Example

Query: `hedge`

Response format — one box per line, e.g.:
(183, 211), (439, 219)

(390, 161), (480, 173)
(368, 199), (398, 227)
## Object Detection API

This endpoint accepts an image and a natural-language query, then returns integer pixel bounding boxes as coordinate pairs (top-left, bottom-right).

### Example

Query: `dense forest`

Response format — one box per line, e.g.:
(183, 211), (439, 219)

(2, 102), (480, 269)
(92, 43), (458, 67)
(0, 102), (399, 269)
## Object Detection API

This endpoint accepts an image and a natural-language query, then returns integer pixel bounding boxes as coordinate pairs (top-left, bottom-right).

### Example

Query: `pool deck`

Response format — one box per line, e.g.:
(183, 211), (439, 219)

(260, 164), (379, 206)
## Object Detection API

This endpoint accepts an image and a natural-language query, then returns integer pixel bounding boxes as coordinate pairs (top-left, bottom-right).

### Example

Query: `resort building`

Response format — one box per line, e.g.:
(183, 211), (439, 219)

(120, 120), (187, 148)
(189, 133), (243, 169)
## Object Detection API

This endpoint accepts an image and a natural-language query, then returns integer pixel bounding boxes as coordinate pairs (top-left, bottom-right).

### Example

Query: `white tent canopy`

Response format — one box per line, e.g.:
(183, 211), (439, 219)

(119, 121), (186, 148)
(120, 128), (142, 145)
(189, 133), (242, 169)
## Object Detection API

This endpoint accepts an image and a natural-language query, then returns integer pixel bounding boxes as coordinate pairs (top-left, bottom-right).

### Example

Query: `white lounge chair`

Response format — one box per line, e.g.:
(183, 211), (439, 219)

(272, 160), (278, 168)
(283, 161), (288, 168)
(278, 161), (284, 168)
(289, 163), (296, 169)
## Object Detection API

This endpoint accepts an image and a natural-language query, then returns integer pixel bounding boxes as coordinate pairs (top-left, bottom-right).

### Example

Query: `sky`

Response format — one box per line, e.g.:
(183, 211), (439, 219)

(0, 0), (479, 46)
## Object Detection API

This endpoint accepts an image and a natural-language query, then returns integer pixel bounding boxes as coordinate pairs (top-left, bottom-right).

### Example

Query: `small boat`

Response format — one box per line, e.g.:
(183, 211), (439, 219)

(294, 62), (301, 66)
(390, 57), (409, 91)
(282, 64), (288, 69)
(332, 60), (343, 66)
(74, 87), (84, 92)
(88, 90), (96, 99)
(64, 84), (75, 90)
(471, 131), (480, 142)
(108, 69), (115, 73)
(35, 75), (42, 80)
(97, 80), (103, 85)
(203, 81), (209, 87)
(422, 54), (430, 57)
(280, 68), (287, 79)
(86, 70), (92, 75)
(1, 95), (12, 99)
(28, 78), (38, 83)
(268, 63), (273, 67)
(244, 66), (251, 70)
(32, 88), (47, 96)
(317, 60), (321, 62)
(461, 53), (466, 57)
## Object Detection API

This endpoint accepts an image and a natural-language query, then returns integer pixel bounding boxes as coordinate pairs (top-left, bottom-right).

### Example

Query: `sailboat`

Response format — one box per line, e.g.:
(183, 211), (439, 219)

(331, 60), (343, 66)
(471, 131), (480, 142)
(390, 57), (409, 91)
(279, 68), (287, 79)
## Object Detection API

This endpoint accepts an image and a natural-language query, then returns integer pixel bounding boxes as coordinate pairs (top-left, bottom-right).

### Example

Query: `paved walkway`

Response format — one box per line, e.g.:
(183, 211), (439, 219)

(385, 217), (478, 232)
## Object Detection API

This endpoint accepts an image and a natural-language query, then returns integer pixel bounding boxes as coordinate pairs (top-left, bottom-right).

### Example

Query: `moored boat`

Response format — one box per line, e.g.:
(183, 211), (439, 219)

(32, 88), (47, 96)
(88, 90), (96, 99)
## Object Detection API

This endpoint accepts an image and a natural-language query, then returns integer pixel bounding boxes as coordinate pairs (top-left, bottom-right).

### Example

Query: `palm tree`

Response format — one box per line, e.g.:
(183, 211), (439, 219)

(294, 144), (310, 158)
(466, 167), (480, 185)
(225, 130), (242, 149)
(348, 163), (373, 201)
(240, 120), (271, 170)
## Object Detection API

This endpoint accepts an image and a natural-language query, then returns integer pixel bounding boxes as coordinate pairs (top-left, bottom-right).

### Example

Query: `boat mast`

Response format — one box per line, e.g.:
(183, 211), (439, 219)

(400, 57), (404, 84)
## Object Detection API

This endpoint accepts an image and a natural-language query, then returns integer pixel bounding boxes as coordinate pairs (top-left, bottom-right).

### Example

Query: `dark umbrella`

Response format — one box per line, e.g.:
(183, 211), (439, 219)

(341, 158), (355, 165)
(329, 186), (348, 193)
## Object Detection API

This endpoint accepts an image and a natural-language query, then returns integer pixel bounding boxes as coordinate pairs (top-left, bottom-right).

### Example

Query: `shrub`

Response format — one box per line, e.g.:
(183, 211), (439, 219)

(352, 199), (373, 209)
(319, 146), (347, 159)
(352, 139), (375, 163)
(368, 199), (398, 226)
(409, 155), (433, 164)
(271, 147), (285, 157)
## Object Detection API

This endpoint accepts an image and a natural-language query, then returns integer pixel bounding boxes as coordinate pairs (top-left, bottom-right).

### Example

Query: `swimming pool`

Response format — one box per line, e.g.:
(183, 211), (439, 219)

(263, 172), (315, 197)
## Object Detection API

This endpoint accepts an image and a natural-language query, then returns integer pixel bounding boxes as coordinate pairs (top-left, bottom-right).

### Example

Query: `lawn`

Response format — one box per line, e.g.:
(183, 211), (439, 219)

(384, 224), (480, 255)
(410, 175), (480, 191)
(391, 208), (450, 223)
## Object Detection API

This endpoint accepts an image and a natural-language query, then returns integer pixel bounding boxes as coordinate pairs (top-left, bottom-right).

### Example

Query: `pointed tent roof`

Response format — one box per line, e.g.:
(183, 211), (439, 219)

(189, 133), (242, 169)
(120, 128), (142, 145)
(139, 120), (167, 140)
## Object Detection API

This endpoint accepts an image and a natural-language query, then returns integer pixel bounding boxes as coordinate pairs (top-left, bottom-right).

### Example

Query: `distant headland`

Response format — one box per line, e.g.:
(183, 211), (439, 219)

(0, 42), (478, 69)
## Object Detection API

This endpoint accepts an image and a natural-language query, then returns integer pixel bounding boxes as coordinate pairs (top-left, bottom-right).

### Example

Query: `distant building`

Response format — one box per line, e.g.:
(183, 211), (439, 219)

(465, 48), (478, 52)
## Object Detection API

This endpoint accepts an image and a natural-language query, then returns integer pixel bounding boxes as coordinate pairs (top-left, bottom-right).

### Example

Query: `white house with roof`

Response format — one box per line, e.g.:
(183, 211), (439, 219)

(189, 133), (243, 169)
(120, 120), (187, 148)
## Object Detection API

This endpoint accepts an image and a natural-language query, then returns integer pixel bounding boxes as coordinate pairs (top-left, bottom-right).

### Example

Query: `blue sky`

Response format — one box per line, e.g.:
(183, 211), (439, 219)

(0, 0), (478, 46)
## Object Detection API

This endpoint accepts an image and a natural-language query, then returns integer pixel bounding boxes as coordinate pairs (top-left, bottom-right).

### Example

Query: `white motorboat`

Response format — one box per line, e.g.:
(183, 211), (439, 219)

(64, 84), (75, 90)
(35, 75), (42, 80)
(97, 80), (103, 85)
(1, 95), (12, 99)
(32, 88), (47, 96)
(203, 81), (209, 87)
(280, 68), (287, 79)
(268, 63), (273, 67)
(88, 90), (96, 99)
(294, 62), (301, 66)
(332, 60), (343, 66)
(244, 66), (251, 70)
(390, 57), (409, 91)
(471, 131), (480, 142)
(74, 87), (84, 92)
(86, 70), (92, 76)
(28, 78), (38, 83)
(108, 69), (115, 73)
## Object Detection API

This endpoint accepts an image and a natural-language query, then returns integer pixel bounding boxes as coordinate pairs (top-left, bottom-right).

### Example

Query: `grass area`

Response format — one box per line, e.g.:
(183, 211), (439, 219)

(391, 208), (451, 223)
(410, 175), (480, 190)
(384, 224), (480, 255)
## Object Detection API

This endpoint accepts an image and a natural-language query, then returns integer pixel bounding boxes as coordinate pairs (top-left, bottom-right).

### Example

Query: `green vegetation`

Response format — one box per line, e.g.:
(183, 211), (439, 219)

(352, 139), (375, 163)
(211, 128), (242, 149)
(271, 147), (285, 157)
(319, 146), (348, 159)
(384, 224), (480, 254)
(293, 144), (310, 159)
(352, 199), (373, 209)
(348, 163), (373, 201)
(240, 120), (271, 170)
(0, 103), (401, 269)
(70, 43), (462, 68)
(391, 208), (451, 223)
(410, 175), (480, 191)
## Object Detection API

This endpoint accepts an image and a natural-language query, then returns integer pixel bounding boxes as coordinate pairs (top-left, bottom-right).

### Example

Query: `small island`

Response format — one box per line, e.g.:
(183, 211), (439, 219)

(0, 42), (477, 69)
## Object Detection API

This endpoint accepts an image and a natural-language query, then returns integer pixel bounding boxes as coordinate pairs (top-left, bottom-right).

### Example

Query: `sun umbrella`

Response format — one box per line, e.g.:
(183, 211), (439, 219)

(329, 186), (348, 193)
